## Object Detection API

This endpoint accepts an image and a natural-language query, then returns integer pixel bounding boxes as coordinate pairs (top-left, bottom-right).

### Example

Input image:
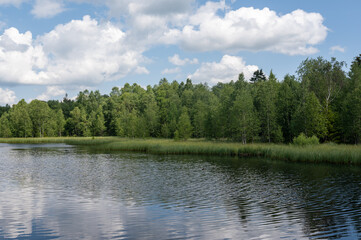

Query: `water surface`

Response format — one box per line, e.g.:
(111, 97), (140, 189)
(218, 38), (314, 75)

(0, 143), (360, 239)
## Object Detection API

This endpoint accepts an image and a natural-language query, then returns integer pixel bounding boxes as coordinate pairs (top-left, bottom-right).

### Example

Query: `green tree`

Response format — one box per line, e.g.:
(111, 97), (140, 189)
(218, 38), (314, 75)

(176, 107), (193, 140)
(143, 88), (159, 137)
(255, 71), (283, 143)
(230, 89), (259, 144)
(54, 109), (65, 137)
(0, 104), (10, 118)
(67, 107), (90, 136)
(28, 100), (53, 137)
(297, 57), (346, 111)
(250, 69), (266, 83)
(292, 92), (327, 139)
(297, 57), (346, 141)
(215, 83), (234, 138)
(276, 75), (301, 143)
(8, 99), (32, 137)
(89, 106), (106, 136)
(0, 112), (12, 137)
(341, 55), (361, 143)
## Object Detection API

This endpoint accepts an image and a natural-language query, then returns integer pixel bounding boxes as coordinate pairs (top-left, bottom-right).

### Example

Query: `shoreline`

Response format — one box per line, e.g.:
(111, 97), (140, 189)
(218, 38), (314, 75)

(1, 137), (360, 165)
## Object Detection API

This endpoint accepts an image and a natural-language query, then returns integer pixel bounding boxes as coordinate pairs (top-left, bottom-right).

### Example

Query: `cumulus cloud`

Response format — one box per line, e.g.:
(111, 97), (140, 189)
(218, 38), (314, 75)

(31, 0), (66, 18)
(169, 54), (198, 66)
(0, 16), (147, 86)
(18, 1), (327, 56)
(36, 86), (66, 101)
(93, 0), (327, 55)
(330, 45), (345, 53)
(161, 67), (181, 75)
(168, 1), (328, 55)
(0, 88), (17, 105)
(0, 27), (47, 85)
(189, 55), (258, 84)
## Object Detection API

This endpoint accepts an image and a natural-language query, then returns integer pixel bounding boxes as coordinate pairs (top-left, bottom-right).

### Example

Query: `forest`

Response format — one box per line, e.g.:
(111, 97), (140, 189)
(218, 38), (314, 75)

(0, 55), (361, 144)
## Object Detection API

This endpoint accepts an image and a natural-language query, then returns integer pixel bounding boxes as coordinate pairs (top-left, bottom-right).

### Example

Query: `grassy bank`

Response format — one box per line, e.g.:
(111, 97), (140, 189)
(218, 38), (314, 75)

(1, 137), (361, 165)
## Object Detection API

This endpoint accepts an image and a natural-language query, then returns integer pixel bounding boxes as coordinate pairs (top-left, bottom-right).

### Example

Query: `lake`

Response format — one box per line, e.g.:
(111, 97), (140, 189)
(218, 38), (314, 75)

(0, 143), (360, 239)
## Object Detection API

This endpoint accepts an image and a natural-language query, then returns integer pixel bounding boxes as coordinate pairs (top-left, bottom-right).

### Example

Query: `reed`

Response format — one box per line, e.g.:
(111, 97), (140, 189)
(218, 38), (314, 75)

(1, 137), (361, 165)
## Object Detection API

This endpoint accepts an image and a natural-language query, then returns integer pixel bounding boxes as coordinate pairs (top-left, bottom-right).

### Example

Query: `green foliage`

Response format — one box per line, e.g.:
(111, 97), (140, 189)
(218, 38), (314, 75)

(8, 99), (32, 137)
(292, 92), (327, 139)
(176, 107), (193, 140)
(250, 69), (267, 83)
(255, 72), (283, 143)
(0, 112), (12, 137)
(28, 100), (53, 137)
(67, 107), (90, 136)
(276, 75), (300, 143)
(54, 109), (65, 137)
(293, 133), (319, 146)
(230, 89), (259, 144)
(0, 104), (10, 118)
(89, 106), (106, 136)
(1, 54), (360, 146)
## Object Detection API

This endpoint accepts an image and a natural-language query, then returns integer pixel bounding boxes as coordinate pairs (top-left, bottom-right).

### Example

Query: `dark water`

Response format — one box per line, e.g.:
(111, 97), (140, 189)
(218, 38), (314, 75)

(0, 144), (360, 239)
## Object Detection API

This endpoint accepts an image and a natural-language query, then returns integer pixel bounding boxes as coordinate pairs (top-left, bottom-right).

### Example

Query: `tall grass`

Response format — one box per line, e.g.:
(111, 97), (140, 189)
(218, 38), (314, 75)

(1, 137), (361, 165)
(66, 138), (361, 165)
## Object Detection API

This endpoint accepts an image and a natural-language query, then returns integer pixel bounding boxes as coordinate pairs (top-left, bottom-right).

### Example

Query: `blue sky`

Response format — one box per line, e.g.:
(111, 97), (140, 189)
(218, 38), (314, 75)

(0, 0), (360, 105)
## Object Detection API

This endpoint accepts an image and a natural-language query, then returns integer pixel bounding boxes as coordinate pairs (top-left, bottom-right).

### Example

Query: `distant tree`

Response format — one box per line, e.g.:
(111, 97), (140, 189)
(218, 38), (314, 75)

(297, 57), (346, 141)
(0, 104), (10, 118)
(47, 100), (61, 110)
(255, 71), (283, 143)
(341, 54), (361, 143)
(0, 112), (12, 137)
(54, 109), (65, 137)
(176, 107), (193, 140)
(143, 89), (159, 137)
(8, 99), (32, 137)
(67, 107), (90, 136)
(216, 84), (234, 138)
(276, 75), (300, 143)
(89, 106), (106, 136)
(61, 94), (76, 119)
(292, 92), (327, 139)
(28, 100), (53, 137)
(230, 89), (260, 144)
(250, 69), (267, 83)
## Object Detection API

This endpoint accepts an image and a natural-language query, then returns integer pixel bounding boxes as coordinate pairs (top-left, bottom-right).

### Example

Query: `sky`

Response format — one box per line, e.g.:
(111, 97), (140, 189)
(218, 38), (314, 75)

(0, 0), (360, 105)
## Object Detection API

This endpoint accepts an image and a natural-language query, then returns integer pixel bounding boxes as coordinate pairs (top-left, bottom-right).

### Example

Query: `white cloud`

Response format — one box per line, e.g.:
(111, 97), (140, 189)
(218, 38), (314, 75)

(31, 0), (66, 18)
(161, 67), (181, 75)
(0, 88), (17, 105)
(0, 27), (47, 85)
(0, 16), (147, 86)
(0, 0), (27, 7)
(189, 55), (258, 84)
(36, 86), (66, 101)
(169, 54), (198, 66)
(169, 2), (327, 55)
(50, 1), (327, 56)
(330, 45), (345, 53)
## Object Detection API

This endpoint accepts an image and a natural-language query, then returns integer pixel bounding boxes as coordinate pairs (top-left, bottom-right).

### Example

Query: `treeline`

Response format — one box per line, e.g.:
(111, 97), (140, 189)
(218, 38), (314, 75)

(1, 55), (361, 144)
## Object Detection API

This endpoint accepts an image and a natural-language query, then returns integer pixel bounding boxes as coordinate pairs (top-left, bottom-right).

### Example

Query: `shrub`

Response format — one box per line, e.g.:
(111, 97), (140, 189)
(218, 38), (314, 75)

(293, 133), (319, 146)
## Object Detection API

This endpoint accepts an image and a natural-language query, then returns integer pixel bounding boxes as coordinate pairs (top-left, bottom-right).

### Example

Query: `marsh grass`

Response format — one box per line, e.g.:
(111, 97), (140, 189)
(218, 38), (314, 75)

(1, 137), (361, 165)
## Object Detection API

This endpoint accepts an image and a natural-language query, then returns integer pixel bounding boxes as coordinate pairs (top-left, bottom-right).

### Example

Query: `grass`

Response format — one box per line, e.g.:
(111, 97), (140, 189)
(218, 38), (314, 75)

(1, 137), (361, 165)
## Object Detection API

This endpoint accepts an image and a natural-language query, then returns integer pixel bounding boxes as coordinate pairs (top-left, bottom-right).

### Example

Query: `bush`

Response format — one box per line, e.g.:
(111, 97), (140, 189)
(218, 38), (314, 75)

(293, 133), (319, 146)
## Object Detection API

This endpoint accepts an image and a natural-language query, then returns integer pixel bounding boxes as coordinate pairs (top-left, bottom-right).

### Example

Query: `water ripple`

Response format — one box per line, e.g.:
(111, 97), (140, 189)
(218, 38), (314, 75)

(0, 143), (361, 239)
